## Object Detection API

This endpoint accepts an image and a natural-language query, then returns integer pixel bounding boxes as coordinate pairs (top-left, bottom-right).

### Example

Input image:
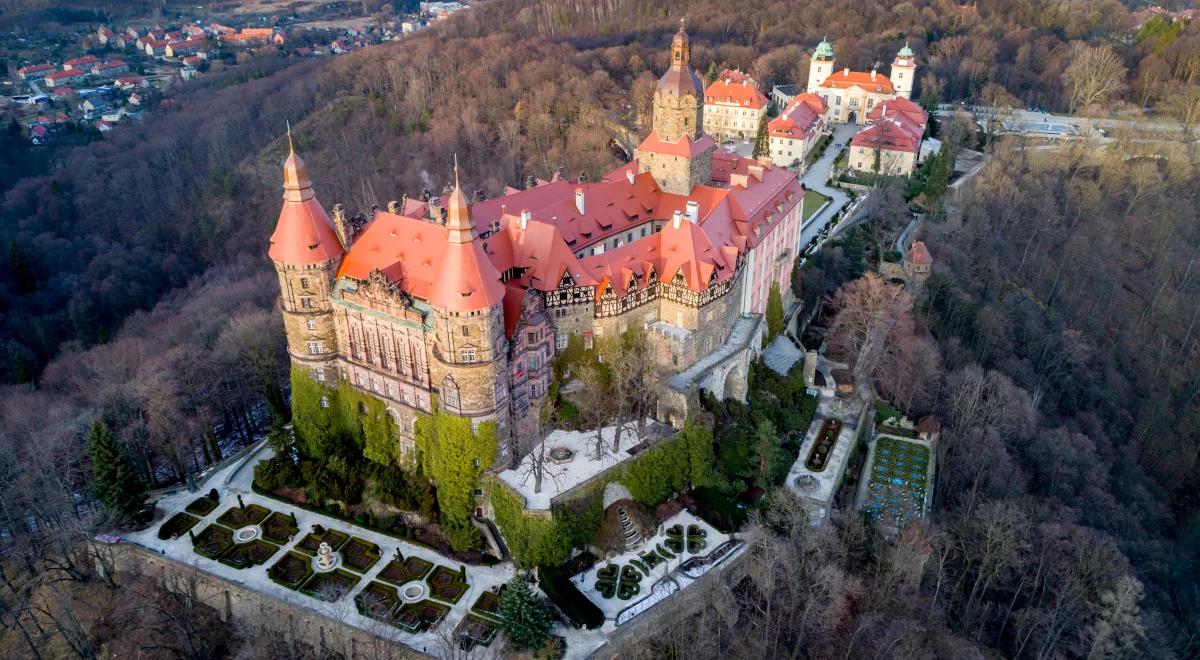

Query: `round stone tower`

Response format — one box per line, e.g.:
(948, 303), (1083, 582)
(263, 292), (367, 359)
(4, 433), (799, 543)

(268, 132), (345, 383)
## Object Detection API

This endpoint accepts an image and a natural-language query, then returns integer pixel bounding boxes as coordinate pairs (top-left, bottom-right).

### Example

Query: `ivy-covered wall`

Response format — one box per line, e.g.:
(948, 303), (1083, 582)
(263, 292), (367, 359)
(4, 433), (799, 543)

(291, 369), (398, 464)
(413, 407), (498, 551)
(491, 419), (715, 567)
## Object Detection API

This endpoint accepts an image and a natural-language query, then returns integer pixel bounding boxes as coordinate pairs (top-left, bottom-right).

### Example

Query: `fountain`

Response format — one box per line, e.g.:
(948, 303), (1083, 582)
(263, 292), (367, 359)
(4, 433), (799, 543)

(314, 541), (339, 573)
(233, 526), (261, 543)
(399, 581), (428, 603)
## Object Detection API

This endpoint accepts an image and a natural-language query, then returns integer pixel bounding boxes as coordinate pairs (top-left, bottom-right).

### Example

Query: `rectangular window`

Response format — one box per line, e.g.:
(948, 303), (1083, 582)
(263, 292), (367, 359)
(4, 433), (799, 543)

(299, 277), (309, 289)
(461, 325), (469, 337)
(460, 349), (476, 363)
(319, 396), (330, 409)
(306, 341), (323, 354)
(301, 297), (314, 309)
(314, 368), (325, 383)
(306, 319), (317, 331)
(527, 331), (537, 344)
(556, 334), (568, 350)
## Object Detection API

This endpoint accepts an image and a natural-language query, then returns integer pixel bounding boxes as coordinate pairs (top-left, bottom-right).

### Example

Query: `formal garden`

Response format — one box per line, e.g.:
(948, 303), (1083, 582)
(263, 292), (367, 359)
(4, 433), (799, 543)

(863, 435), (931, 528)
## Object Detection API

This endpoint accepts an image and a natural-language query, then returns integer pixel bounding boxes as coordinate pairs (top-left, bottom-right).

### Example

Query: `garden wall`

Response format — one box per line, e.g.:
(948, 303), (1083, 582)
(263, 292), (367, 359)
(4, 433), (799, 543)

(107, 543), (428, 659)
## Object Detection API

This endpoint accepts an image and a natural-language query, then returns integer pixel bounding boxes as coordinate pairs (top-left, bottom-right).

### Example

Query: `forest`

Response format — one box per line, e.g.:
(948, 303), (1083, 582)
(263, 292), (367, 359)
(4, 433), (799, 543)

(0, 0), (1198, 656)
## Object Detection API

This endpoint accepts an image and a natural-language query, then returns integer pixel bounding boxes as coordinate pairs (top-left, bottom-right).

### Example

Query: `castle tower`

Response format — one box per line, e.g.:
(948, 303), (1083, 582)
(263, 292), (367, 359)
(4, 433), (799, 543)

(891, 42), (917, 99)
(428, 167), (511, 454)
(635, 20), (715, 195)
(807, 37), (835, 94)
(268, 131), (345, 382)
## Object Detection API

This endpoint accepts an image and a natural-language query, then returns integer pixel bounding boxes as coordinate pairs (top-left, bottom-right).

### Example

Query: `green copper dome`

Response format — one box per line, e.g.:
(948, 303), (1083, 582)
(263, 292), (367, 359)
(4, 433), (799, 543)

(897, 41), (914, 58)
(814, 37), (834, 60)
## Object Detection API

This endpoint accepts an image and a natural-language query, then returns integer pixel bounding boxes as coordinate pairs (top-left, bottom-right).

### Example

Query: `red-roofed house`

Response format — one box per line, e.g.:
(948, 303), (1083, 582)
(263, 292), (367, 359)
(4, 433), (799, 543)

(848, 102), (928, 176)
(97, 27), (116, 44)
(165, 38), (207, 58)
(17, 63), (56, 80)
(267, 25), (808, 457)
(44, 69), (88, 88)
(703, 69), (769, 140)
(807, 39), (917, 124)
(143, 39), (169, 56)
(114, 76), (146, 90)
(63, 55), (100, 71)
(903, 241), (932, 282)
(91, 60), (129, 77)
(768, 93), (828, 168)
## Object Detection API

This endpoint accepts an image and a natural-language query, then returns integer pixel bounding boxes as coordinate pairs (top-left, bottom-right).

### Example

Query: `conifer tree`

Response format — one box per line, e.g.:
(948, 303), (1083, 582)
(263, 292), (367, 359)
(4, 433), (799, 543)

(925, 142), (951, 202)
(88, 420), (148, 520)
(752, 115), (770, 158)
(499, 576), (553, 650)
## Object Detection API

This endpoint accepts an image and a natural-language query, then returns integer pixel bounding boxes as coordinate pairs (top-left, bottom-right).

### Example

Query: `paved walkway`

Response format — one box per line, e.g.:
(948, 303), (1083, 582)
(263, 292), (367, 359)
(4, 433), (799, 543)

(123, 442), (516, 656)
(796, 124), (860, 248)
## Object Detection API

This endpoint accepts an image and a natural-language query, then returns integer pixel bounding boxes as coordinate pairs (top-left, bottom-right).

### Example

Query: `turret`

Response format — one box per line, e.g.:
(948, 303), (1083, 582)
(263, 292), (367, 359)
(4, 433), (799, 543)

(428, 166), (510, 439)
(635, 20), (715, 195)
(268, 129), (345, 379)
(807, 37), (834, 95)
(891, 42), (917, 100)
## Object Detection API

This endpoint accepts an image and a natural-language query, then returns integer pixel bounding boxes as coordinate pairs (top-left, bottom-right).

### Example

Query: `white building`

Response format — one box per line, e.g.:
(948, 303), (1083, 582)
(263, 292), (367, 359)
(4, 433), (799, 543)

(807, 39), (917, 125)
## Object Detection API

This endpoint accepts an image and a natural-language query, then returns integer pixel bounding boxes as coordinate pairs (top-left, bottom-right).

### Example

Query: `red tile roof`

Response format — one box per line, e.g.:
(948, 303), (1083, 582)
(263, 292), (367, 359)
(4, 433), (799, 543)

(850, 110), (923, 154)
(906, 241), (932, 265)
(820, 69), (895, 94)
(64, 55), (100, 68)
(867, 97), (927, 127)
(704, 76), (768, 109)
(269, 146), (345, 265)
(637, 131), (716, 158)
(769, 93), (827, 140)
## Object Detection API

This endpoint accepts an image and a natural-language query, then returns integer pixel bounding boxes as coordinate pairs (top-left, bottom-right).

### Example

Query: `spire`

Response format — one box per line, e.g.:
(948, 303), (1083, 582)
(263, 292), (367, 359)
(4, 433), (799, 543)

(446, 157), (475, 244)
(269, 128), (344, 265)
(282, 123), (313, 203)
(670, 18), (690, 67)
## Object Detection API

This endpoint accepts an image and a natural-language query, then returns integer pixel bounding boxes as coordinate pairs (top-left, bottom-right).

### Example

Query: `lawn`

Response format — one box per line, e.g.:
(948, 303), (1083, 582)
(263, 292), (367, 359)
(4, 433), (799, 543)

(301, 568), (361, 601)
(215, 503), (271, 528)
(426, 565), (469, 604)
(157, 512), (200, 540)
(801, 189), (830, 221)
(378, 555), (434, 586)
(863, 437), (930, 528)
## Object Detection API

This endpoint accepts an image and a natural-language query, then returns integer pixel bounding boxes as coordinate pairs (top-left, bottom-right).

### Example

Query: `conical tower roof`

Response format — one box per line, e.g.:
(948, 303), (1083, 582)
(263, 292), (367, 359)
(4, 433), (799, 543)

(428, 167), (506, 312)
(269, 129), (345, 265)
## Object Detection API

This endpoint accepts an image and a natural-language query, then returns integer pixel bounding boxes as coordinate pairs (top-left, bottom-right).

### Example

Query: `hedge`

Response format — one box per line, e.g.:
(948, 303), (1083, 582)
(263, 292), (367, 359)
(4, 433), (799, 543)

(490, 419), (714, 567)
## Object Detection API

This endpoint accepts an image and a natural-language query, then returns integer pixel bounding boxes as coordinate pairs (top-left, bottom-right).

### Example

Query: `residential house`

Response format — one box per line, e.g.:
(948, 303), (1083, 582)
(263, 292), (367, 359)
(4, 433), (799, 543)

(45, 70), (88, 88)
(17, 63), (56, 81)
(91, 60), (129, 77)
(702, 69), (769, 141)
(165, 38), (207, 58)
(144, 40), (169, 57)
(63, 55), (100, 71)
(96, 120), (114, 132)
(30, 124), (48, 145)
(114, 76), (147, 90)
(97, 27), (116, 44)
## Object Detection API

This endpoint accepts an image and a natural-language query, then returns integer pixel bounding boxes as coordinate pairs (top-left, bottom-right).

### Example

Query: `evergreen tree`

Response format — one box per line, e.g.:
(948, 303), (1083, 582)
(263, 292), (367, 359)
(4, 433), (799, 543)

(752, 115), (770, 158)
(751, 419), (782, 479)
(88, 420), (147, 519)
(705, 61), (718, 84)
(925, 142), (951, 202)
(766, 283), (784, 339)
(499, 576), (553, 650)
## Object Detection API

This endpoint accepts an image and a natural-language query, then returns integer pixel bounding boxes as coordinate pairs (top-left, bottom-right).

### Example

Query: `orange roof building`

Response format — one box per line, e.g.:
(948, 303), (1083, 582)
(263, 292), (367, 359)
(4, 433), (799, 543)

(270, 23), (810, 464)
(806, 38), (917, 125)
(848, 102), (928, 176)
(767, 93), (828, 168)
(703, 69), (769, 141)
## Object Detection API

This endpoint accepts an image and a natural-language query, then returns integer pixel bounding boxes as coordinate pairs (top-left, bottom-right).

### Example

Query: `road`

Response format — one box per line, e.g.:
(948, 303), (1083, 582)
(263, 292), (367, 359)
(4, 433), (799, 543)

(796, 124), (860, 247)
(940, 104), (1189, 138)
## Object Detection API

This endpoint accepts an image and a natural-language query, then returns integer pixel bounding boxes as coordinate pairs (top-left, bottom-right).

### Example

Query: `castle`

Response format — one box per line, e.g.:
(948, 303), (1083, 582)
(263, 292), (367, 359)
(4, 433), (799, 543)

(806, 38), (917, 124)
(268, 23), (807, 466)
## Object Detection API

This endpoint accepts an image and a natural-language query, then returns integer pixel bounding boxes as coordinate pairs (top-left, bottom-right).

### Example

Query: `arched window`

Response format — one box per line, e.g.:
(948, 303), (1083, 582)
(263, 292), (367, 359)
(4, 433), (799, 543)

(442, 375), (460, 410)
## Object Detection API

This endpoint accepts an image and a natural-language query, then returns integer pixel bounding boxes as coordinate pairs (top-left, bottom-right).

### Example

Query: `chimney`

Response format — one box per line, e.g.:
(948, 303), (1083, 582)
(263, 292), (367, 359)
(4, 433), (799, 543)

(685, 200), (699, 224)
(871, 69), (877, 81)
(575, 187), (585, 215)
(626, 169), (635, 185)
(672, 210), (683, 229)
(332, 203), (351, 249)
(387, 200), (400, 214)
(843, 67), (850, 76)
(748, 164), (764, 181)
(520, 209), (531, 230)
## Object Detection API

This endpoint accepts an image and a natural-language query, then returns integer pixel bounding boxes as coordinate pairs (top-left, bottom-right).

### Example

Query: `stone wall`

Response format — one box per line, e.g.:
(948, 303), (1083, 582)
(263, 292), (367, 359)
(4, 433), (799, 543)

(108, 543), (428, 659)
